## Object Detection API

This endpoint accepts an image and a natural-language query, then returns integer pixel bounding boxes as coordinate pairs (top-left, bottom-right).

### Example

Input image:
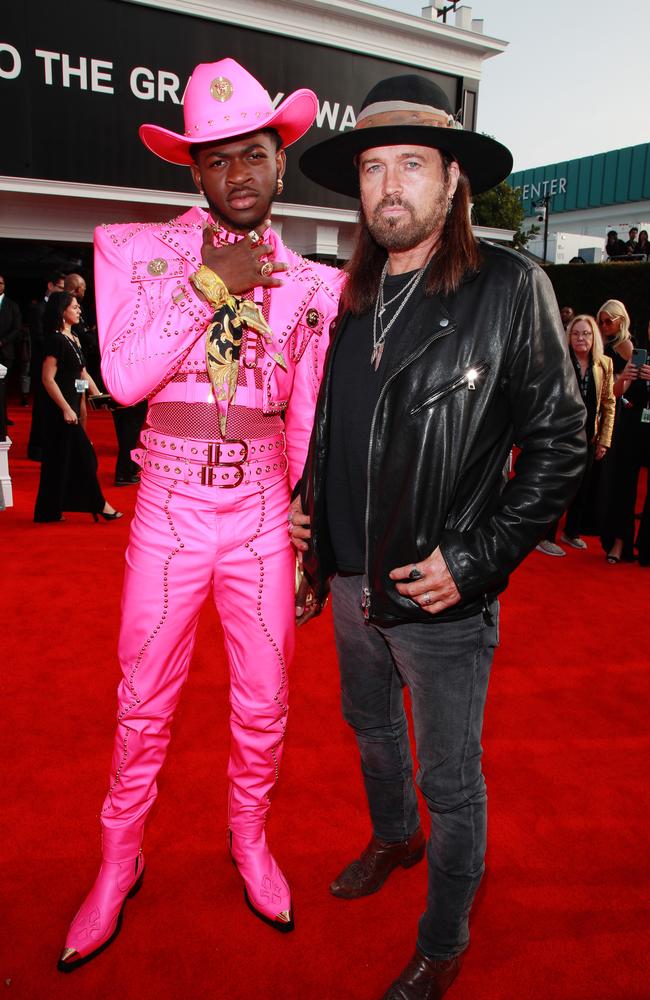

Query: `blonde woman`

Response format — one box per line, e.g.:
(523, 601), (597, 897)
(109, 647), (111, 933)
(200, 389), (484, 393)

(596, 299), (648, 562)
(537, 314), (615, 554)
(596, 299), (633, 396)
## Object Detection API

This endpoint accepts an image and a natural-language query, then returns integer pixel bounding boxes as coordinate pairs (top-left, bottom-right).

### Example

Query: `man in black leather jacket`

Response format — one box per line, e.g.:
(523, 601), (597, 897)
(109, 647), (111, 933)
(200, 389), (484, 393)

(293, 75), (586, 1000)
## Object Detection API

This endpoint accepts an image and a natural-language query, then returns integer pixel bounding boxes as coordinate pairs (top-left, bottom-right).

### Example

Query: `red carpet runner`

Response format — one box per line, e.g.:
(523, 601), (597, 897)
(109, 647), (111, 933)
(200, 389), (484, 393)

(1, 407), (649, 999)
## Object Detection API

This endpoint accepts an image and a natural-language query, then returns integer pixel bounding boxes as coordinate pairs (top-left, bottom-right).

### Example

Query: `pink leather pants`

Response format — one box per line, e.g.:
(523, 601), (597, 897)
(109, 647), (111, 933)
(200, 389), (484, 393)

(99, 468), (294, 861)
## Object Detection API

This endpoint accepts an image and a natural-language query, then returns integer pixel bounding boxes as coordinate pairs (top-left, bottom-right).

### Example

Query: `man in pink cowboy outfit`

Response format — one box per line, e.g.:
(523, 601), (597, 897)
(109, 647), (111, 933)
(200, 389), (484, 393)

(58, 58), (343, 971)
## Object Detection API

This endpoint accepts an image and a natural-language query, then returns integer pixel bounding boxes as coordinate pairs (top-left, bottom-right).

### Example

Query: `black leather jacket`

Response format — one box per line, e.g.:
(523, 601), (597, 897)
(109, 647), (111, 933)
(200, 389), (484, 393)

(301, 242), (587, 625)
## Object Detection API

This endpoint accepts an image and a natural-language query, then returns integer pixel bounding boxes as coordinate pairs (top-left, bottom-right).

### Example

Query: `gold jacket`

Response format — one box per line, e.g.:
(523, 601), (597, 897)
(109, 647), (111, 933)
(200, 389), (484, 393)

(592, 355), (615, 448)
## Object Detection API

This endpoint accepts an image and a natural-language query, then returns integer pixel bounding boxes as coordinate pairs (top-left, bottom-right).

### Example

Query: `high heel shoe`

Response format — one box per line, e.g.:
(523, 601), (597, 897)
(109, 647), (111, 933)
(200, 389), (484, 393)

(229, 830), (294, 933)
(92, 509), (124, 522)
(57, 852), (145, 972)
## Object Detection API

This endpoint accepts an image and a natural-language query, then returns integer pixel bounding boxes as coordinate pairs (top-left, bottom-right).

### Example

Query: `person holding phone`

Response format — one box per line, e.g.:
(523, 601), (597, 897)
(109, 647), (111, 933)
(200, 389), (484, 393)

(603, 341), (650, 564)
(592, 300), (636, 559)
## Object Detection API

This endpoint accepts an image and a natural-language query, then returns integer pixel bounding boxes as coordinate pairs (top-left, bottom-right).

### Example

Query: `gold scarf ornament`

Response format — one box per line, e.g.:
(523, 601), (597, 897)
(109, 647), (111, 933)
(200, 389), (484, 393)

(190, 265), (272, 435)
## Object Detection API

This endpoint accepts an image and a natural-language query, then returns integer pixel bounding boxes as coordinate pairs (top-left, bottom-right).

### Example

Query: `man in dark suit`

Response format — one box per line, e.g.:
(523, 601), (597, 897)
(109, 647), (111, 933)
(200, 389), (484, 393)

(0, 274), (23, 427)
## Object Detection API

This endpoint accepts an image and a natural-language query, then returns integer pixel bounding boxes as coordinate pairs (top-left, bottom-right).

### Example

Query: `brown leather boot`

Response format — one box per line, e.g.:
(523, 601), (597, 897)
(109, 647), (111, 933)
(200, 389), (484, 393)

(329, 827), (426, 899)
(380, 948), (463, 1000)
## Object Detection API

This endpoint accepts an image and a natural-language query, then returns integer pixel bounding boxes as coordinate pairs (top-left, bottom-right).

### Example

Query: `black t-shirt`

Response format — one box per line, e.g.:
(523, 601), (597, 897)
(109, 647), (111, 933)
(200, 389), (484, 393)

(326, 269), (426, 573)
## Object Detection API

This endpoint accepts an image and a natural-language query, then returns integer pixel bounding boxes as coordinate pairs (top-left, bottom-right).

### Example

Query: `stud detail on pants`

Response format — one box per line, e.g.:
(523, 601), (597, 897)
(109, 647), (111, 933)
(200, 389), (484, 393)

(105, 482), (185, 814)
(243, 483), (288, 790)
(102, 729), (133, 809)
(116, 483), (183, 726)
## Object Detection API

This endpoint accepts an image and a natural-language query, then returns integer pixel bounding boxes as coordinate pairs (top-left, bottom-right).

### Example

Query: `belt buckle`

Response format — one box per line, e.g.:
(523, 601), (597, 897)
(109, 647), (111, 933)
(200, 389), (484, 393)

(209, 439), (249, 464)
(199, 461), (245, 487)
(220, 464), (244, 488)
(200, 464), (214, 486)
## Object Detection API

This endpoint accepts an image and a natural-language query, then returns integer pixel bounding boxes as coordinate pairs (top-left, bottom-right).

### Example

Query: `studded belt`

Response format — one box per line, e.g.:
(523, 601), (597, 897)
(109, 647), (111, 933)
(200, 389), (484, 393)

(133, 430), (287, 488)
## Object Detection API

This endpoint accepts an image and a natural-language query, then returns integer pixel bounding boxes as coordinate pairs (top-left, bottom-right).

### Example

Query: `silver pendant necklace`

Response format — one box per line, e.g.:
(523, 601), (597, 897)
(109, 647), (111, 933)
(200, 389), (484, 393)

(371, 261), (427, 370)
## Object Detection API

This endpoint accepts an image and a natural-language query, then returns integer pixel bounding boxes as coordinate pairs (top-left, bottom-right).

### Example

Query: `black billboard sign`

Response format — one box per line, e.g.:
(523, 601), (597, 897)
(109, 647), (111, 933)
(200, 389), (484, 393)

(1, 0), (465, 208)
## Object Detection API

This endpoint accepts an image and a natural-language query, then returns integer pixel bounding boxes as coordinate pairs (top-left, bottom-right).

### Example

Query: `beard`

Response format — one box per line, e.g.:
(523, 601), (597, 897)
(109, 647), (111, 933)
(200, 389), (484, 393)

(364, 190), (448, 251)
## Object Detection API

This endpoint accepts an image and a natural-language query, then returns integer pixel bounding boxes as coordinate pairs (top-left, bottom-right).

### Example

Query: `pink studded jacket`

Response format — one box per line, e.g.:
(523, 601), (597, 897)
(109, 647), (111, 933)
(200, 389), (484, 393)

(94, 206), (344, 487)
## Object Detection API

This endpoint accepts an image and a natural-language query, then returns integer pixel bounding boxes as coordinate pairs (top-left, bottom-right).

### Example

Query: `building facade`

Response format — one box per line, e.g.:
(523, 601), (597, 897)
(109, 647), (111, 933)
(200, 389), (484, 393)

(1, 0), (508, 281)
(509, 141), (650, 247)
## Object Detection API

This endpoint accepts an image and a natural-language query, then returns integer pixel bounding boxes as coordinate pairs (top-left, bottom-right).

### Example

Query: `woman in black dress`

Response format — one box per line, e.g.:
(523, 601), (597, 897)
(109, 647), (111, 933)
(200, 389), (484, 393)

(610, 355), (650, 565)
(34, 291), (123, 523)
(595, 300), (635, 561)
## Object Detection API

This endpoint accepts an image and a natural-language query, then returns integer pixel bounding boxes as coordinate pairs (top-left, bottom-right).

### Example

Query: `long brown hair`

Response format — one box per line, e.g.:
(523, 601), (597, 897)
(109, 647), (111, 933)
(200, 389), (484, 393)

(342, 155), (481, 316)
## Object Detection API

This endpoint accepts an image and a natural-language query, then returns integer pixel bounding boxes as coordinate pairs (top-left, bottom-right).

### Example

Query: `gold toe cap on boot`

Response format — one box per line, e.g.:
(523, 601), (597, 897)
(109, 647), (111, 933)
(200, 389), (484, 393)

(58, 947), (78, 966)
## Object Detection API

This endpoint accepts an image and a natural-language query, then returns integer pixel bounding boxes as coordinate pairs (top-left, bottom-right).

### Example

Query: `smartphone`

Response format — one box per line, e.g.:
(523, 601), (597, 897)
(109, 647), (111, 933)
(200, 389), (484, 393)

(631, 348), (648, 367)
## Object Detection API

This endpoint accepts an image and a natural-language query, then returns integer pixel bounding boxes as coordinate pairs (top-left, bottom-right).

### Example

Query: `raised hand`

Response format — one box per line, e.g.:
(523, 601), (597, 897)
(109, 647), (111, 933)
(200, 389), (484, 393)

(200, 221), (288, 294)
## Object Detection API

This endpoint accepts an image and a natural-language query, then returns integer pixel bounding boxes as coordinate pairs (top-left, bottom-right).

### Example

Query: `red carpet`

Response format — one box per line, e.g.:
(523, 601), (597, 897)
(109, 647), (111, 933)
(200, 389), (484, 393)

(1, 406), (649, 1000)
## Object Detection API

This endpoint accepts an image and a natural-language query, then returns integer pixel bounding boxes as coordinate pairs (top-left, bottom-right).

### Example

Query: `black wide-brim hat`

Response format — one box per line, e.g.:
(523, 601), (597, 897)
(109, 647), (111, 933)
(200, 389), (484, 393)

(300, 74), (513, 197)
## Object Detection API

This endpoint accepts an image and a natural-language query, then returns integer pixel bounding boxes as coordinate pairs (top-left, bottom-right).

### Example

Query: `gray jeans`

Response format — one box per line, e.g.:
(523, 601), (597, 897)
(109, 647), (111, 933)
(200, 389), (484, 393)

(330, 573), (499, 960)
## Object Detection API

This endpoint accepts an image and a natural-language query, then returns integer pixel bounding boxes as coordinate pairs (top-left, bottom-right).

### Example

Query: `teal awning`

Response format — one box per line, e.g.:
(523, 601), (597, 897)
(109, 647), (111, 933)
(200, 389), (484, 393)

(508, 142), (650, 215)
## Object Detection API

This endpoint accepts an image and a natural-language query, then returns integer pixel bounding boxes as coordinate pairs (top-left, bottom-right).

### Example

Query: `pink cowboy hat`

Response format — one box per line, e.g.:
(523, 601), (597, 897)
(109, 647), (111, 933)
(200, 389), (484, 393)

(139, 58), (318, 165)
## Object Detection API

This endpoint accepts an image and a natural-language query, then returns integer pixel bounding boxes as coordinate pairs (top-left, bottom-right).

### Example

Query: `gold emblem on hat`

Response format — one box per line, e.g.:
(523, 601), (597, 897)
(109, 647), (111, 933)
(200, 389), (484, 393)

(147, 258), (168, 276)
(306, 308), (321, 328)
(210, 77), (233, 102)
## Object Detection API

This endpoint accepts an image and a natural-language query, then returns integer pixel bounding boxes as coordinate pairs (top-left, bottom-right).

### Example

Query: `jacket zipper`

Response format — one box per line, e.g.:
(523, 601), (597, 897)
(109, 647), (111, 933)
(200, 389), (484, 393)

(362, 326), (454, 619)
(410, 360), (490, 414)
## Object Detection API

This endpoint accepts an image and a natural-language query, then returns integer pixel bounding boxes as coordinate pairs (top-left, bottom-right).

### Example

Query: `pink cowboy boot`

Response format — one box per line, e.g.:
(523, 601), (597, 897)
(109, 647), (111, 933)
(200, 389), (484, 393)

(57, 851), (145, 971)
(229, 826), (293, 933)
(222, 514), (295, 933)
(228, 771), (293, 933)
(58, 824), (145, 972)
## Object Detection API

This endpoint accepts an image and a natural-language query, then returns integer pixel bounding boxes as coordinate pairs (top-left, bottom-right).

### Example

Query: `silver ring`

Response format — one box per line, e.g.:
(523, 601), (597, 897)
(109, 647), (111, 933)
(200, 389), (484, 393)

(260, 261), (274, 278)
(421, 592), (432, 606)
(248, 229), (262, 245)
